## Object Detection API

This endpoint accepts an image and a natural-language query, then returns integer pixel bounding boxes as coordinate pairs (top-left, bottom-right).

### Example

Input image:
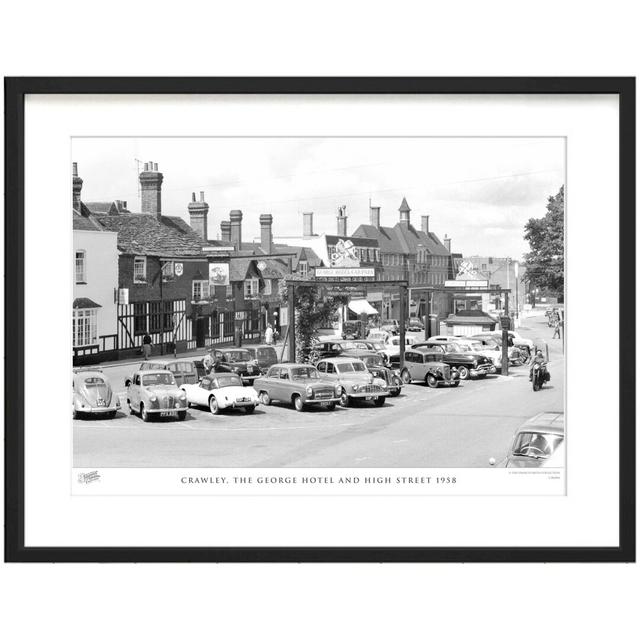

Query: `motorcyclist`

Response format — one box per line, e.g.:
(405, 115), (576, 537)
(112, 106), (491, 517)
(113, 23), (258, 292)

(529, 349), (547, 381)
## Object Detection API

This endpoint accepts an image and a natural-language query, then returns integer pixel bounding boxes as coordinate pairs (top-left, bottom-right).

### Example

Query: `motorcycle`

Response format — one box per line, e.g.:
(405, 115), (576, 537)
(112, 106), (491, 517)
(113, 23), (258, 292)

(531, 362), (550, 391)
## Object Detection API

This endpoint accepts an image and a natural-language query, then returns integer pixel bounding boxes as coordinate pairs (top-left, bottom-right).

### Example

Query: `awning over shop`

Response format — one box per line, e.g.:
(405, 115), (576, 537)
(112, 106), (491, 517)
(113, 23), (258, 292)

(73, 297), (102, 309)
(348, 299), (378, 315)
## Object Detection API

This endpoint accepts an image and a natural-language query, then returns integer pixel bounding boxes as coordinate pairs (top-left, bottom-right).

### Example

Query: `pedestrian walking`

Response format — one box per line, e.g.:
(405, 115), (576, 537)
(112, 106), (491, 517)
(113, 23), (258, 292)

(265, 323), (274, 345)
(142, 331), (153, 360)
(552, 319), (561, 339)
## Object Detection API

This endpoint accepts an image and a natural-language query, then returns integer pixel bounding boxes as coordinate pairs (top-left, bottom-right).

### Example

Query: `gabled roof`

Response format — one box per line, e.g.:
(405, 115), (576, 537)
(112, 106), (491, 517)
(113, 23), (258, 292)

(353, 222), (451, 257)
(229, 257), (264, 282)
(272, 243), (323, 270)
(73, 210), (104, 231)
(84, 201), (120, 215)
(93, 213), (206, 257)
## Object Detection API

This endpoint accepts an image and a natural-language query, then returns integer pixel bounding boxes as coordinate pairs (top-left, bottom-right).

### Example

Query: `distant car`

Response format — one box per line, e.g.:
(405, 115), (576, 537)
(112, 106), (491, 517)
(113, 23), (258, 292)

(384, 334), (421, 367)
(72, 367), (120, 418)
(210, 348), (260, 385)
(316, 356), (388, 407)
(400, 349), (460, 388)
(126, 370), (188, 422)
(469, 334), (524, 366)
(124, 358), (205, 387)
(244, 345), (279, 374)
(380, 319), (400, 335)
(343, 349), (403, 397)
(490, 412), (565, 468)
(410, 342), (495, 380)
(427, 336), (505, 370)
(341, 320), (364, 340)
(476, 330), (535, 354)
(367, 329), (392, 345)
(406, 318), (424, 332)
(180, 372), (259, 414)
(254, 364), (341, 412)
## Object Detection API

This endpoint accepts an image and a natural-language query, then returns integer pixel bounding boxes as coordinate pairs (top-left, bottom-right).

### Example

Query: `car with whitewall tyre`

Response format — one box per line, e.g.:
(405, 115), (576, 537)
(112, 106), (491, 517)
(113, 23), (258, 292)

(181, 372), (259, 414)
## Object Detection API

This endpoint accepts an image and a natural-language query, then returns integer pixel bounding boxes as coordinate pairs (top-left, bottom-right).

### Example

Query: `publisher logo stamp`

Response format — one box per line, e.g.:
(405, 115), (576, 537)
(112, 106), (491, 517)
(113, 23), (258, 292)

(78, 470), (101, 484)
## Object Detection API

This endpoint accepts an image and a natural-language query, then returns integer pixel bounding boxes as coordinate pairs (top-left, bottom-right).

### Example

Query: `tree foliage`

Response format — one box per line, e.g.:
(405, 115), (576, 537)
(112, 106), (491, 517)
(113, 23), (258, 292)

(280, 281), (348, 362)
(523, 186), (564, 293)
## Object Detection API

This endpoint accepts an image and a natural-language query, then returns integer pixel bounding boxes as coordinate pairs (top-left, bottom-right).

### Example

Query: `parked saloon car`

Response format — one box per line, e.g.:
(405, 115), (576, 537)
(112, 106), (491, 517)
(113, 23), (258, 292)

(343, 349), (403, 397)
(210, 348), (260, 385)
(316, 356), (389, 408)
(72, 368), (120, 418)
(406, 317), (425, 332)
(489, 412), (565, 468)
(180, 372), (259, 414)
(244, 345), (279, 374)
(126, 370), (188, 422)
(255, 364), (341, 412)
(400, 349), (460, 388)
(124, 358), (205, 387)
(411, 342), (494, 380)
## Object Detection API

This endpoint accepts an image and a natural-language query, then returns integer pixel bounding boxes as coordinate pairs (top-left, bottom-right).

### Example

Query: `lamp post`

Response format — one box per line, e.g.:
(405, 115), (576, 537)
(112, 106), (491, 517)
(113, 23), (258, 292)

(514, 260), (519, 323)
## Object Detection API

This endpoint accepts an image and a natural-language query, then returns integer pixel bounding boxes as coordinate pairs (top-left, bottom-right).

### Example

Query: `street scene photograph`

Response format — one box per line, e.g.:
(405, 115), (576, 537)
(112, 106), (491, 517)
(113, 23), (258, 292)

(72, 137), (565, 469)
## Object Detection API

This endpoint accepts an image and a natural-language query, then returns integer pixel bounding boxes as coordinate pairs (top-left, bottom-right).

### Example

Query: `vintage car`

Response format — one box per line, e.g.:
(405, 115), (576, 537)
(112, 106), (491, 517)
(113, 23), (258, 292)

(254, 363), (341, 412)
(126, 370), (188, 422)
(406, 317), (425, 332)
(243, 345), (279, 374)
(209, 348), (260, 385)
(342, 349), (403, 397)
(467, 335), (524, 366)
(341, 320), (365, 340)
(180, 372), (259, 414)
(425, 336), (507, 370)
(410, 342), (495, 380)
(475, 330), (535, 356)
(72, 367), (121, 418)
(400, 349), (460, 388)
(489, 412), (565, 468)
(124, 358), (205, 387)
(384, 334), (421, 367)
(367, 329), (393, 345)
(316, 356), (389, 407)
(380, 319), (400, 335)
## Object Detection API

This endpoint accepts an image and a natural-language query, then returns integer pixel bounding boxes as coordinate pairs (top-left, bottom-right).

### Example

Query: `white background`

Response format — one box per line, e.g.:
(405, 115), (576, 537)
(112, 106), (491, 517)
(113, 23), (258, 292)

(1, 2), (638, 640)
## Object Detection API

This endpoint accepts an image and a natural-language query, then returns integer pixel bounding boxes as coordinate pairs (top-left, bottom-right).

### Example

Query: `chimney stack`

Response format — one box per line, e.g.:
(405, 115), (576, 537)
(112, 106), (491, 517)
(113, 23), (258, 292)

(421, 215), (430, 234)
(72, 162), (83, 213)
(370, 205), (381, 229)
(260, 214), (273, 254)
(302, 212), (314, 237)
(399, 197), (411, 225)
(139, 160), (163, 219)
(229, 210), (243, 250)
(220, 220), (231, 244)
(336, 206), (348, 236)
(188, 190), (210, 240)
(444, 235), (451, 253)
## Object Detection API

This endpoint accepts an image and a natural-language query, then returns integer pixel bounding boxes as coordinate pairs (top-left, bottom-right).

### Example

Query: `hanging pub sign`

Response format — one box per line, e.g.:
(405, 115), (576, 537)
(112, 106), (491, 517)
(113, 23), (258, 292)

(209, 262), (230, 287)
(174, 262), (184, 277)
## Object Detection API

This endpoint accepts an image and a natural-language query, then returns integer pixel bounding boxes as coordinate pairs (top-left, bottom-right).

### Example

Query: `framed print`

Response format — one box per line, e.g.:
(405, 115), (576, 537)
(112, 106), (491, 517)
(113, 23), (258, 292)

(4, 77), (635, 562)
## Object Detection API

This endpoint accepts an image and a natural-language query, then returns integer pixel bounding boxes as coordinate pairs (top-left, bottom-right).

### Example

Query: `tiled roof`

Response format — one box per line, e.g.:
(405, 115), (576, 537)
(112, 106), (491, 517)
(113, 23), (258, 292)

(73, 210), (103, 231)
(229, 257), (255, 282)
(93, 213), (206, 257)
(353, 223), (450, 257)
(84, 201), (119, 215)
(73, 297), (102, 309)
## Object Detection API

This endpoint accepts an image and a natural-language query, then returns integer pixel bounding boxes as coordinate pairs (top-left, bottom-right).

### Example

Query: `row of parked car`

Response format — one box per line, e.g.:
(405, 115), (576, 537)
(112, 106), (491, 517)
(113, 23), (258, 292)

(72, 328), (536, 422)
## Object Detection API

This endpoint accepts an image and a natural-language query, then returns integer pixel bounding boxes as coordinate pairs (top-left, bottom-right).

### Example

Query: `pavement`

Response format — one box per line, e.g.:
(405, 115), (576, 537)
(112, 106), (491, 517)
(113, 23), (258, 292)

(73, 315), (564, 468)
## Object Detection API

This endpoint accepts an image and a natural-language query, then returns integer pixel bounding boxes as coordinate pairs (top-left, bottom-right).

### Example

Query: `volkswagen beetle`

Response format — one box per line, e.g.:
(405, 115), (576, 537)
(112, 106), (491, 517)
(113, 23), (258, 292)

(73, 367), (120, 418)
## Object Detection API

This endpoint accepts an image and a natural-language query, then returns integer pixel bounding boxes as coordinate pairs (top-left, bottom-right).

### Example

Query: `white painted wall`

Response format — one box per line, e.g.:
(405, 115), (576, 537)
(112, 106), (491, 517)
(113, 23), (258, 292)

(73, 229), (119, 341)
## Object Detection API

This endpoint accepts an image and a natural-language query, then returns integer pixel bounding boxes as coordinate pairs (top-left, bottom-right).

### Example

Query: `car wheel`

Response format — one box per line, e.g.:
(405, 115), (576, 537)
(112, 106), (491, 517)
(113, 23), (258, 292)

(426, 374), (439, 388)
(390, 388), (401, 397)
(106, 411), (117, 419)
(259, 391), (271, 406)
(400, 368), (411, 384)
(177, 411), (187, 421)
(457, 366), (470, 380)
(209, 396), (220, 415)
(452, 380), (460, 387)
(293, 395), (306, 412)
(245, 405), (256, 414)
(373, 396), (386, 407)
(141, 403), (151, 422)
(339, 388), (350, 408)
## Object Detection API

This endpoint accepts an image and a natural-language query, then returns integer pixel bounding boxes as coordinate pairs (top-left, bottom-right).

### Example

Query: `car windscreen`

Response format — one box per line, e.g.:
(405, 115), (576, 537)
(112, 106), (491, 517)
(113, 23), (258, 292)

(142, 372), (176, 386)
(224, 351), (251, 362)
(256, 348), (277, 360)
(511, 432), (564, 459)
(364, 356), (383, 367)
(216, 375), (243, 388)
(445, 343), (462, 353)
(290, 367), (320, 380)
(337, 361), (366, 373)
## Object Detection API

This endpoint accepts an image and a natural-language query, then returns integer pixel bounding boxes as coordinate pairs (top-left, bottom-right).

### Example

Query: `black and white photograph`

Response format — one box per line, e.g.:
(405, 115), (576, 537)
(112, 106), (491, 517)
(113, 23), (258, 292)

(72, 136), (565, 475)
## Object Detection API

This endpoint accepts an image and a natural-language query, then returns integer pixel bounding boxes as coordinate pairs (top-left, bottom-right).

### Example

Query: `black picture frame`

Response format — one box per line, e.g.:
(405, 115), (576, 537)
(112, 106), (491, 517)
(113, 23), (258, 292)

(4, 77), (635, 563)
